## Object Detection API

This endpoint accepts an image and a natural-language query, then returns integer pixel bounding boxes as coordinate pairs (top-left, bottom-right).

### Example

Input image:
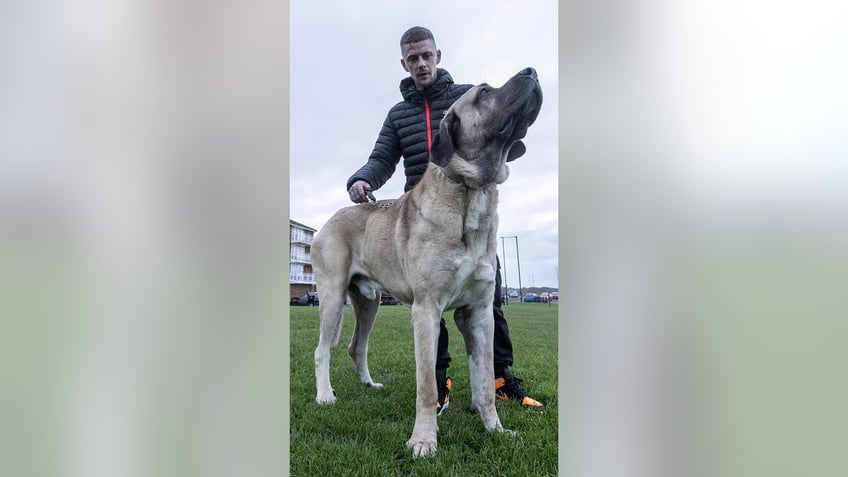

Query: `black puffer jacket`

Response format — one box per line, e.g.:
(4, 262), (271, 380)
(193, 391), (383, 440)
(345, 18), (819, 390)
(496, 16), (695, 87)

(347, 69), (473, 193)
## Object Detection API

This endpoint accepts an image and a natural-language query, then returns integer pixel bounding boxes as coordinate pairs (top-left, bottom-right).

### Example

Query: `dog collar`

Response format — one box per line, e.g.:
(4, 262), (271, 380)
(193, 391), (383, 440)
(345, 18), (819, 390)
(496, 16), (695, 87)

(436, 165), (467, 188)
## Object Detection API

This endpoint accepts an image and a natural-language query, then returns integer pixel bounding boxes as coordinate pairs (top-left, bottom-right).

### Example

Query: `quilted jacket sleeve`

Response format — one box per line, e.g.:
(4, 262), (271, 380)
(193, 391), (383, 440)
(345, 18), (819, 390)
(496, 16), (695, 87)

(346, 108), (403, 192)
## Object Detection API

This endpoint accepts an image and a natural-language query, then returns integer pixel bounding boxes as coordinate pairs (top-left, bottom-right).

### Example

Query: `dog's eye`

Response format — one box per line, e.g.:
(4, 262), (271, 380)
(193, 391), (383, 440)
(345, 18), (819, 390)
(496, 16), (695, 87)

(473, 86), (491, 106)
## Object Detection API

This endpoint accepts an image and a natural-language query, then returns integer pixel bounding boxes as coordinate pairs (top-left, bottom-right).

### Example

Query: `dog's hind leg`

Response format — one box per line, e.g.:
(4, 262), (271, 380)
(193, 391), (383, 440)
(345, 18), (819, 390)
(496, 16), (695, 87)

(454, 306), (508, 434)
(314, 283), (347, 405)
(347, 285), (383, 388)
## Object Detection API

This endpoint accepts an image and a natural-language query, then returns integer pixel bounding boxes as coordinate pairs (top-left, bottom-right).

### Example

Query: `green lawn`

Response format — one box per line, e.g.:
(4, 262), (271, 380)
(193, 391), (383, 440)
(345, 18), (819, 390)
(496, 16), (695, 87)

(290, 302), (558, 476)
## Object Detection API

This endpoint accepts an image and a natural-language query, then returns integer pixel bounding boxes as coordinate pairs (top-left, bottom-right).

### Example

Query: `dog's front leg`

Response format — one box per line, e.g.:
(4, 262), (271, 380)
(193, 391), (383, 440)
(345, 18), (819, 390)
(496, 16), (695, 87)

(455, 305), (507, 434)
(406, 303), (441, 457)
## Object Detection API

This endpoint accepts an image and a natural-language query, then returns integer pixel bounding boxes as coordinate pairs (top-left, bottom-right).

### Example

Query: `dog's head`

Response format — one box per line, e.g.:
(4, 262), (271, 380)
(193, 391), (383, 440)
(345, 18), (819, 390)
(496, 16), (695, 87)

(430, 67), (543, 187)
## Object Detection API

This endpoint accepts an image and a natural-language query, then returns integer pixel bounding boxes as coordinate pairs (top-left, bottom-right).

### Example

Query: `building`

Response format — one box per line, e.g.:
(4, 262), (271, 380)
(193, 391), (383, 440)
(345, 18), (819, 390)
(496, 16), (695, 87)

(290, 219), (317, 298)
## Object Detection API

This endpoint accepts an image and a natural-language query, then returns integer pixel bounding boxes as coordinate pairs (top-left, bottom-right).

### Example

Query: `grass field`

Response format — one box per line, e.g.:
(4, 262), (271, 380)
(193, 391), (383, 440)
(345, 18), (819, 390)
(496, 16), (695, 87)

(290, 302), (559, 476)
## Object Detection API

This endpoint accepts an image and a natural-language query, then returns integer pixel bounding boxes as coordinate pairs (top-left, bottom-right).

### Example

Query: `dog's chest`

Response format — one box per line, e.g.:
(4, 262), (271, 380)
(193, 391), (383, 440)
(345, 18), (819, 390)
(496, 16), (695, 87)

(460, 190), (496, 253)
(447, 254), (496, 309)
(449, 191), (497, 304)
(463, 190), (492, 229)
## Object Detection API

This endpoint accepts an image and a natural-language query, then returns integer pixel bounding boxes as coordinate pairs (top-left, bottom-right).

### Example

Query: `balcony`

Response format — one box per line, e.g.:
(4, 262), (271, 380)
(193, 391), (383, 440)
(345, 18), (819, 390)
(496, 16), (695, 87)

(290, 273), (315, 283)
(290, 233), (314, 245)
(290, 254), (311, 264)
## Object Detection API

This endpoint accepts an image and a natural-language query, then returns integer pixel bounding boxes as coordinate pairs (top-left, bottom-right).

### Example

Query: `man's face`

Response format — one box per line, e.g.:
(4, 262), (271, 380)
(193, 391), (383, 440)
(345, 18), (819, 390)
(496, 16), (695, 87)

(400, 39), (441, 91)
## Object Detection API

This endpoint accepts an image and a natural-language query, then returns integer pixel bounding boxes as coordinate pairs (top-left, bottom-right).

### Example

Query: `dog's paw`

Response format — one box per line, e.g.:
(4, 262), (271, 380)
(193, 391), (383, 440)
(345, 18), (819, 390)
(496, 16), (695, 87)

(366, 382), (384, 389)
(498, 428), (517, 437)
(406, 437), (438, 458)
(315, 389), (337, 405)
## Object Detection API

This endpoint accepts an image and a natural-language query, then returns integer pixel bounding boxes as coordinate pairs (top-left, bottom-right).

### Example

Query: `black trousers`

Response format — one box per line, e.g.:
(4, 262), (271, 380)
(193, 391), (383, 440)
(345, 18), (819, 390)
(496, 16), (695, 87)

(436, 257), (513, 379)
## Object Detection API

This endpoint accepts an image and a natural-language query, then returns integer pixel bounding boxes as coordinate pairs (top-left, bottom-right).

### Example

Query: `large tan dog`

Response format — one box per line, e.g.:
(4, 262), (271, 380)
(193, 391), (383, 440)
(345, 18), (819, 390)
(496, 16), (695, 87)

(312, 67), (543, 457)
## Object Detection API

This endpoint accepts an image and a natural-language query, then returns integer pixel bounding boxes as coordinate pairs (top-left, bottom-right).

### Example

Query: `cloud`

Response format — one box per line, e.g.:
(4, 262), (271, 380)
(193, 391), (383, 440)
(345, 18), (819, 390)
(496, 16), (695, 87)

(290, 0), (560, 287)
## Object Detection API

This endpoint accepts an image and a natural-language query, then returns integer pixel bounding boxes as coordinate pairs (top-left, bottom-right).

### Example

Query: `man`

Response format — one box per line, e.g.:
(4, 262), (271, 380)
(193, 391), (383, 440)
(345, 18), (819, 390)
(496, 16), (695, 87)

(347, 26), (544, 412)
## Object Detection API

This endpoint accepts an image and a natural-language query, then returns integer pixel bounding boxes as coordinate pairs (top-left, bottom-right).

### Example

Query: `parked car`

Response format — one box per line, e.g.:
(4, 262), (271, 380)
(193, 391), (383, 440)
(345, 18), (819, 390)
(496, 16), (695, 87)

(539, 292), (550, 302)
(522, 293), (538, 302)
(380, 292), (399, 305)
(290, 292), (318, 306)
(508, 291), (519, 298)
(549, 292), (559, 301)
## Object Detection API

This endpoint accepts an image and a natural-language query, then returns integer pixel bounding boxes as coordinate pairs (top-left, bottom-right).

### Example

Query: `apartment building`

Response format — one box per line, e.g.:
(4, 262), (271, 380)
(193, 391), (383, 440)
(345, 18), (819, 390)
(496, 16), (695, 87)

(290, 219), (317, 298)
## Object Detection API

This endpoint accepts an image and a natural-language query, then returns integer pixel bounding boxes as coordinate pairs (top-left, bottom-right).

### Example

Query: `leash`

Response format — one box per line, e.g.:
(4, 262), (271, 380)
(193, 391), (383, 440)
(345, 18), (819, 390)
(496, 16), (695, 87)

(425, 98), (463, 186)
(425, 99), (432, 153)
(427, 99), (459, 187)
(368, 198), (394, 209)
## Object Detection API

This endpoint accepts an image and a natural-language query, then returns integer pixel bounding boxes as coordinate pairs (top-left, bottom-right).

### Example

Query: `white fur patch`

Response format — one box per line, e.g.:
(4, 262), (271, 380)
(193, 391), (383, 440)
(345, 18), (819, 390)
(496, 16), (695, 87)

(496, 162), (510, 184)
(475, 262), (494, 281)
(465, 191), (490, 231)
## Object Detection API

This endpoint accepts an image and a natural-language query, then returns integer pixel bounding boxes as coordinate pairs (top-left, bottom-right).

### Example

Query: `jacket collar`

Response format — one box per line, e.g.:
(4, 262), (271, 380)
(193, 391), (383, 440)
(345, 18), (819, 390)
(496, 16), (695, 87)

(400, 68), (454, 104)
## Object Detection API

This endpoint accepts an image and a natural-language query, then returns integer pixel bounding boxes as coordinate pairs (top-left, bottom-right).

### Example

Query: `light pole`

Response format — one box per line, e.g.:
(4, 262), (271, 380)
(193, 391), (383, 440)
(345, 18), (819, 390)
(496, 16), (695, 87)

(501, 235), (523, 300)
(515, 236), (523, 299)
(500, 236), (508, 299)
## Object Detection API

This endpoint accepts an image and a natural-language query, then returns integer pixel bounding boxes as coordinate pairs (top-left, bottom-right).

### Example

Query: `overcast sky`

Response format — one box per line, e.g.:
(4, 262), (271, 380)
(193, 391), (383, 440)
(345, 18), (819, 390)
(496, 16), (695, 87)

(289, 0), (848, 291)
(290, 0), (560, 288)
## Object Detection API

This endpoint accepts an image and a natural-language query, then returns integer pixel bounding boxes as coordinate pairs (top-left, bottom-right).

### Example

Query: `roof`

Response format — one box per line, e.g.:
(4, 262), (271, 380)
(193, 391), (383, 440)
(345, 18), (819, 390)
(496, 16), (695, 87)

(289, 219), (317, 232)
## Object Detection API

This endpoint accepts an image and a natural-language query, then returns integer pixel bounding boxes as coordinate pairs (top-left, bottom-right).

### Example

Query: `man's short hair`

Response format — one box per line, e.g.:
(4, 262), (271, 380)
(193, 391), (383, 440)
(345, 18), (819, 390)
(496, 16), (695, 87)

(400, 26), (435, 49)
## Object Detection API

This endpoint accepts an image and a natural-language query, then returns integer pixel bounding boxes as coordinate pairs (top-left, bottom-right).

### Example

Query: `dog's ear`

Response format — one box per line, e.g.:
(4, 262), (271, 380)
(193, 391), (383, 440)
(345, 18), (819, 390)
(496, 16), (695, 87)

(506, 141), (527, 162)
(430, 112), (455, 167)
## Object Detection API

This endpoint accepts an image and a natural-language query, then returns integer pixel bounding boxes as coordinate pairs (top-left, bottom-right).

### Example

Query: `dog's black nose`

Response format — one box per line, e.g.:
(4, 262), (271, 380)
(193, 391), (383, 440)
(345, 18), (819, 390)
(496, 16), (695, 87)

(519, 67), (538, 80)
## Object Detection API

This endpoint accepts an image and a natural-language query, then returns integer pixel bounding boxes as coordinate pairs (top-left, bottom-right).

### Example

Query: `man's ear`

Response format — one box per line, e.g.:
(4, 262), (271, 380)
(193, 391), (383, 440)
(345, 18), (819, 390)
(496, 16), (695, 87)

(430, 112), (455, 167)
(400, 58), (410, 72)
(435, 49), (441, 65)
(506, 141), (526, 162)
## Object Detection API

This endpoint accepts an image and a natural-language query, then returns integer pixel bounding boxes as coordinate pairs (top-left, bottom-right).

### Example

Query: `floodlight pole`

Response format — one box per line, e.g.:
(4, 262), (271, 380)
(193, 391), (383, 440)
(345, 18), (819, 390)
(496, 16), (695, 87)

(500, 236), (508, 298)
(502, 235), (522, 300)
(515, 236), (523, 298)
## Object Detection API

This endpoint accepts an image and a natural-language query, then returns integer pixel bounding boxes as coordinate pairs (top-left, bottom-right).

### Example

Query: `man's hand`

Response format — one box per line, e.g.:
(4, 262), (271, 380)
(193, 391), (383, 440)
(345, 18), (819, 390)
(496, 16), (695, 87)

(348, 180), (375, 203)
